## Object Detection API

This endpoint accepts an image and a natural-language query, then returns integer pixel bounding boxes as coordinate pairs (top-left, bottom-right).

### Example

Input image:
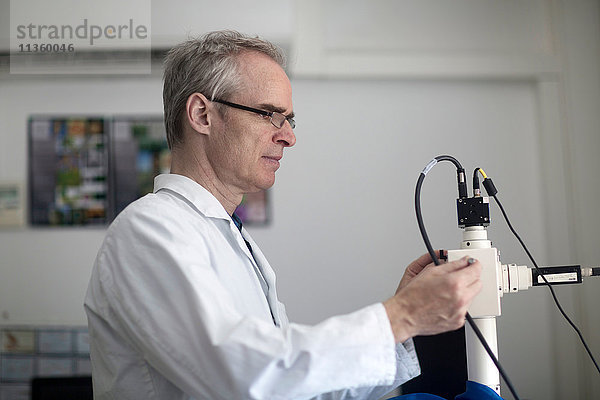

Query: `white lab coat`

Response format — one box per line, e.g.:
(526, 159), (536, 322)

(84, 174), (420, 400)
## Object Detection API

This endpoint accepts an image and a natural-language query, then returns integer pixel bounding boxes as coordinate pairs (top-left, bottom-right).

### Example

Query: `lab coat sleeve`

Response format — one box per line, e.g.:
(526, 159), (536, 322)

(311, 339), (419, 400)
(88, 207), (420, 400)
(272, 303), (420, 400)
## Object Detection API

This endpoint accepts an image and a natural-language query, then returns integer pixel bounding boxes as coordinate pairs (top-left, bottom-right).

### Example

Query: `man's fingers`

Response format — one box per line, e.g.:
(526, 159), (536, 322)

(466, 275), (484, 295)
(407, 253), (432, 272)
(438, 257), (482, 302)
(442, 256), (481, 273)
(406, 251), (442, 273)
(461, 259), (482, 284)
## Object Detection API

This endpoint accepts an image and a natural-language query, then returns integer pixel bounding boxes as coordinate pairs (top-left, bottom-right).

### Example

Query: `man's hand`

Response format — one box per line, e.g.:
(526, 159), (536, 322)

(383, 255), (482, 343)
(395, 251), (440, 292)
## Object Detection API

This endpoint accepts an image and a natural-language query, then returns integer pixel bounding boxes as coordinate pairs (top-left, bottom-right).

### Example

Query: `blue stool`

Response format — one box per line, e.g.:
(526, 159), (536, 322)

(390, 381), (505, 400)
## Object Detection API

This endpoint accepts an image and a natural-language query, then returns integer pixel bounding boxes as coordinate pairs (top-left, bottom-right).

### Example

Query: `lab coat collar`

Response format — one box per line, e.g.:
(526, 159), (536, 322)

(153, 174), (231, 220)
(154, 173), (282, 325)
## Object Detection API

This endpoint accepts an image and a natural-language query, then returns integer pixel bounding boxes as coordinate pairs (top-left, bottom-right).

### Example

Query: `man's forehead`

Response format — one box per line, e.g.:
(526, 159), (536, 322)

(236, 52), (293, 111)
(237, 50), (286, 75)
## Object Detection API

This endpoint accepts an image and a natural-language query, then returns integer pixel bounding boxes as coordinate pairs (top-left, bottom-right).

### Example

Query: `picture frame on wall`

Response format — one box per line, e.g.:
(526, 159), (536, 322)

(28, 116), (109, 226)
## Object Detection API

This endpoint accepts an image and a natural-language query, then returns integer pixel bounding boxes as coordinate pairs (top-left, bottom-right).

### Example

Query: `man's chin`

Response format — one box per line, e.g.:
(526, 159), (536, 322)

(245, 178), (275, 193)
(256, 181), (275, 192)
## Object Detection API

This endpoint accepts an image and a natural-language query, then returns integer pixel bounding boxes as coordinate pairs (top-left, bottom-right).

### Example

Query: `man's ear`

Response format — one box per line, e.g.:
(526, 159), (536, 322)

(186, 93), (212, 135)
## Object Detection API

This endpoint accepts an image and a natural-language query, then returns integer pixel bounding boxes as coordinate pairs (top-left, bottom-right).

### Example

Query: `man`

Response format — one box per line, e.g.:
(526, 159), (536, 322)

(84, 30), (482, 400)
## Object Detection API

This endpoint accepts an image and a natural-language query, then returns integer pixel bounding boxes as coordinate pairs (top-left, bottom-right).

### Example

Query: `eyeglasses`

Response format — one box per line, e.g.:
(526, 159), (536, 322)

(212, 99), (296, 129)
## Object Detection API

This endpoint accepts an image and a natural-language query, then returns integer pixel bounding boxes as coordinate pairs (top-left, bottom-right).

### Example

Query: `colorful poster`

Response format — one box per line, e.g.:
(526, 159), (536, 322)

(29, 117), (109, 225)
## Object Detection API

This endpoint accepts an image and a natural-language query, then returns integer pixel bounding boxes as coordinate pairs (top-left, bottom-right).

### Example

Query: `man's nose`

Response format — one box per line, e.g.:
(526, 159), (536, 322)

(274, 122), (296, 147)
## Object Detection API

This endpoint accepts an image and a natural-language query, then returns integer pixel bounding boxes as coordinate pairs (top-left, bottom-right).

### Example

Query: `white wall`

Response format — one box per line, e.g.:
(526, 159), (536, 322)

(557, 1), (600, 397)
(1, 0), (599, 399)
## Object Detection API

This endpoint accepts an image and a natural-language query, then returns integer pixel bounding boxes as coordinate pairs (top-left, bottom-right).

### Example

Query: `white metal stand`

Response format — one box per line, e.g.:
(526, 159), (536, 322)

(447, 226), (502, 395)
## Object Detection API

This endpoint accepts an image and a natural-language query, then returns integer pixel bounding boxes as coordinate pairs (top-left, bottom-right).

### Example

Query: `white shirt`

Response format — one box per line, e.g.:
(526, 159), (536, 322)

(84, 174), (420, 400)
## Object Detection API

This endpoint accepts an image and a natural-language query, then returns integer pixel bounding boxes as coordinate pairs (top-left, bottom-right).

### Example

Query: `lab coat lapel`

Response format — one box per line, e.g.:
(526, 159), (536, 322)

(240, 231), (283, 327)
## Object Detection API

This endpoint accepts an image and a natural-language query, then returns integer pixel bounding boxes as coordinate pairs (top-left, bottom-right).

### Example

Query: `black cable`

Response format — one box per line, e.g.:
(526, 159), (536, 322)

(491, 194), (600, 375)
(415, 159), (522, 400)
(473, 168), (481, 196)
(433, 155), (463, 169)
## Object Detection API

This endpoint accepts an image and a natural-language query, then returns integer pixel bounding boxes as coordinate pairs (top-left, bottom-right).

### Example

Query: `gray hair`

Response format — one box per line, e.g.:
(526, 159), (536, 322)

(162, 30), (286, 149)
